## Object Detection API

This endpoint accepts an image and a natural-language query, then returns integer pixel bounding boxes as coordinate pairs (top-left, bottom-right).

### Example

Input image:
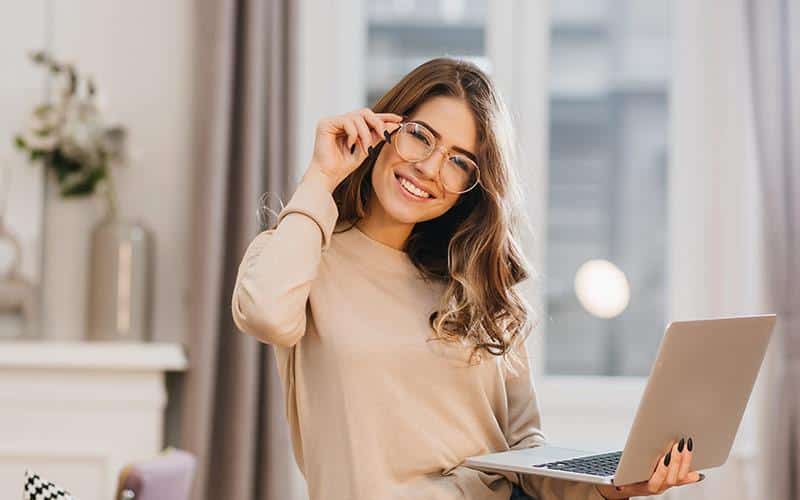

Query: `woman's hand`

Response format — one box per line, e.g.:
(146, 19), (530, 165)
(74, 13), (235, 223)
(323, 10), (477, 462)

(595, 437), (703, 499)
(302, 108), (404, 192)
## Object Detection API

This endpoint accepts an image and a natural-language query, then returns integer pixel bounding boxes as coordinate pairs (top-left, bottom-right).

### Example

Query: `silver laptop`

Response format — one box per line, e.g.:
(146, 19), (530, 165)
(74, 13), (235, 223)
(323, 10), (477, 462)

(463, 314), (777, 487)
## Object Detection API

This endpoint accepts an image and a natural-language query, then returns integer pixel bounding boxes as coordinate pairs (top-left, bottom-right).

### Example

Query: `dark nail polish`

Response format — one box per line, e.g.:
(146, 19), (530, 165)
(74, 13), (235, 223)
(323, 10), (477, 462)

(678, 438), (685, 452)
(368, 145), (374, 156)
(350, 143), (356, 154)
(383, 130), (392, 144)
(688, 437), (693, 452)
(664, 451), (671, 467)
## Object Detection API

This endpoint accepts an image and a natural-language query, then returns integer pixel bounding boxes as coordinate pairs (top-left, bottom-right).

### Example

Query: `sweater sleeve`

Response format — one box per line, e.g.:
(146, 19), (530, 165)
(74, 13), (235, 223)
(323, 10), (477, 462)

(505, 339), (609, 500)
(231, 174), (339, 347)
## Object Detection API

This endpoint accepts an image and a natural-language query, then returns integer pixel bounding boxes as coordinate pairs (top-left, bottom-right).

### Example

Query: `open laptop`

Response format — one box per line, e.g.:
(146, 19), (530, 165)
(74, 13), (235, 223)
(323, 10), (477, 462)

(463, 314), (777, 487)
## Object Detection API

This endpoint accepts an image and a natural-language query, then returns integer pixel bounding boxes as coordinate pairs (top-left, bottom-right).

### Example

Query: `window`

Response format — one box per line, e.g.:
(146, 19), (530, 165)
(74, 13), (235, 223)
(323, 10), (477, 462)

(545, 1), (671, 376)
(365, 0), (489, 105)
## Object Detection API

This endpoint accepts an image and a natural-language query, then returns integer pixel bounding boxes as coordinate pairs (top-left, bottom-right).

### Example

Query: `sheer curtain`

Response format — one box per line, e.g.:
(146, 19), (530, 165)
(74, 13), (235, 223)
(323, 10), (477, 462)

(746, 0), (800, 499)
(666, 0), (769, 498)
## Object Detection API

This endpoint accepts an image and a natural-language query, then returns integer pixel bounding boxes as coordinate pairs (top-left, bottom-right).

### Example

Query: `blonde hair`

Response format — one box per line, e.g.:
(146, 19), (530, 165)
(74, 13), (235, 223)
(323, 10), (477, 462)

(333, 57), (538, 373)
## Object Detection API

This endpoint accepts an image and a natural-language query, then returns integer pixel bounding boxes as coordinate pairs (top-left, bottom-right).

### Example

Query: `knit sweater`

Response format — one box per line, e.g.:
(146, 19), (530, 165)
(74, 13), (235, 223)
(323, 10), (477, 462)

(231, 175), (606, 500)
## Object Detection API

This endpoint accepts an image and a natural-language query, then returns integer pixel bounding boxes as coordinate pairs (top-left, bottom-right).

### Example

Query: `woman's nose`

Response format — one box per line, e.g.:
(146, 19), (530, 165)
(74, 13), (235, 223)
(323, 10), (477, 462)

(413, 147), (446, 180)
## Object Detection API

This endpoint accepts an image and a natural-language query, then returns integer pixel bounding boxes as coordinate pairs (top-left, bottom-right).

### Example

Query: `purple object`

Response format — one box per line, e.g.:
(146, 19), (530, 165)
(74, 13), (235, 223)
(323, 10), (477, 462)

(116, 449), (196, 500)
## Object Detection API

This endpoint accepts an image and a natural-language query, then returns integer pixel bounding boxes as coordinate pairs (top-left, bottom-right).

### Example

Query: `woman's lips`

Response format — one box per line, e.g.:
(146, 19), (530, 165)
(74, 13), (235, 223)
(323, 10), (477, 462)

(394, 173), (434, 202)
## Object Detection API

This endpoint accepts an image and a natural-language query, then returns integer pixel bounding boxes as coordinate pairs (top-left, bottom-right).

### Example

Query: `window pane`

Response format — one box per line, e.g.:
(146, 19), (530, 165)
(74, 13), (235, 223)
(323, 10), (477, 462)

(366, 0), (489, 105)
(545, 0), (671, 376)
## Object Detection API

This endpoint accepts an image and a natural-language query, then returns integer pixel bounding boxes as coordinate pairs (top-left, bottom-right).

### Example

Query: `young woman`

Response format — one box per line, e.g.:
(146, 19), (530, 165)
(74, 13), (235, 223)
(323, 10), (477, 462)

(231, 57), (701, 500)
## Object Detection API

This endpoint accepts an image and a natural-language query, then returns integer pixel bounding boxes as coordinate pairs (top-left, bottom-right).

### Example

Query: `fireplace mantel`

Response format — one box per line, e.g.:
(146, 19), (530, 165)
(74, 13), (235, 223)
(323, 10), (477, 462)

(0, 341), (187, 500)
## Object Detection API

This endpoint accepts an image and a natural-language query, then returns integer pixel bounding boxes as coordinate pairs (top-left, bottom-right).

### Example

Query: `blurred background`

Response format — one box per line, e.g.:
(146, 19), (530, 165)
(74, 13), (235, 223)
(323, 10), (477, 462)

(0, 1), (796, 499)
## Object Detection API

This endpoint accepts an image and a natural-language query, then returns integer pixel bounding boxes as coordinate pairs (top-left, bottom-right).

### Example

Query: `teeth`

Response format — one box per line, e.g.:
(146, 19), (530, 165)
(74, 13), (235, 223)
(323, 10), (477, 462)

(398, 176), (430, 198)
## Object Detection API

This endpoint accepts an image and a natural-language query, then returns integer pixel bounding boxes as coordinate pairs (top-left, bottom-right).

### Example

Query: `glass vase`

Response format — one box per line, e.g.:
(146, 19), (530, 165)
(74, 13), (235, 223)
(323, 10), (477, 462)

(87, 213), (153, 341)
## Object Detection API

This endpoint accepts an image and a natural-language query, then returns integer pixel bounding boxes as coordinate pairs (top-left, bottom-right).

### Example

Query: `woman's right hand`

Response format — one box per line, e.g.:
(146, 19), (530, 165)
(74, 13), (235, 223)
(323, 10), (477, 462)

(303, 108), (404, 191)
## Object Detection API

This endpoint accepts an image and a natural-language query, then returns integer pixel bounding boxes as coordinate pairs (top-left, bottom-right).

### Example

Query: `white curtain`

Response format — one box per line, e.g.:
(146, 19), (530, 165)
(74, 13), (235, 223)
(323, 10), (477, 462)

(745, 0), (800, 498)
(666, 0), (771, 499)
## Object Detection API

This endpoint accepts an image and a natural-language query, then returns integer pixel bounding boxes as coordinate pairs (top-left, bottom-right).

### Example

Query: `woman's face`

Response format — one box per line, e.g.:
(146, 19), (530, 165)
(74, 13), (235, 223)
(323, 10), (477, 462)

(370, 96), (478, 224)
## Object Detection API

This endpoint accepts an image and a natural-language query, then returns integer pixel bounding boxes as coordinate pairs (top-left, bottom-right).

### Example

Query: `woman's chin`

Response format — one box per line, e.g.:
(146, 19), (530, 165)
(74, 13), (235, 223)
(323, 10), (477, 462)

(375, 192), (421, 223)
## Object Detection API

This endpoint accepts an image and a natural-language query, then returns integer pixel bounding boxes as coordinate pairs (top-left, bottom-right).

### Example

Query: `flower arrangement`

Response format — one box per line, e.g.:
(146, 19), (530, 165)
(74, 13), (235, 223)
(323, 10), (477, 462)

(13, 51), (127, 217)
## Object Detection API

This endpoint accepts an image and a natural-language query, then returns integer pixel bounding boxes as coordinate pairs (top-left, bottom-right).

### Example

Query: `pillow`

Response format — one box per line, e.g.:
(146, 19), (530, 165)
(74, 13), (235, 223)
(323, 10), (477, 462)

(23, 469), (76, 500)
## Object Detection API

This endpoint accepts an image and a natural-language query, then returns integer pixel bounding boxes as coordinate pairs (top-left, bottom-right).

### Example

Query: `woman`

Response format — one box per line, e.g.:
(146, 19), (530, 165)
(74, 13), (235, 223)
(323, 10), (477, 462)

(231, 57), (701, 499)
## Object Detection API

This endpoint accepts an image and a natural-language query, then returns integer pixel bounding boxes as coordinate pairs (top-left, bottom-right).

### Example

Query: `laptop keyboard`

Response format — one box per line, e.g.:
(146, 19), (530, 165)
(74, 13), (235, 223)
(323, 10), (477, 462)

(532, 451), (622, 477)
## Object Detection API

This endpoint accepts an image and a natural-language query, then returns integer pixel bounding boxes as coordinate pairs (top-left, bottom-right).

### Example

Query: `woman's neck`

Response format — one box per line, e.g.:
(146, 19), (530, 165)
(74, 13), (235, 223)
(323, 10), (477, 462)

(355, 212), (414, 252)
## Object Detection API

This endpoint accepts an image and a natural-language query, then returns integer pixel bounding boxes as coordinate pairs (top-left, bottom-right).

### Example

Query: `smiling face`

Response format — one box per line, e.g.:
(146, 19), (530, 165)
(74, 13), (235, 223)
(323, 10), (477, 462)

(368, 96), (479, 225)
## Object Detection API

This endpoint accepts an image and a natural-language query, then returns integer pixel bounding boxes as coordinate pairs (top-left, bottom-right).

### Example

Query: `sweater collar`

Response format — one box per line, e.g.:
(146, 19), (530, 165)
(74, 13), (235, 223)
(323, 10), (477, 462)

(334, 221), (418, 272)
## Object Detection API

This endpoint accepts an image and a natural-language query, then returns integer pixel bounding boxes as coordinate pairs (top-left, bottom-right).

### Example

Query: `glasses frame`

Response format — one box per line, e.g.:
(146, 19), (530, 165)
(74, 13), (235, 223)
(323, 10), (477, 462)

(386, 121), (481, 195)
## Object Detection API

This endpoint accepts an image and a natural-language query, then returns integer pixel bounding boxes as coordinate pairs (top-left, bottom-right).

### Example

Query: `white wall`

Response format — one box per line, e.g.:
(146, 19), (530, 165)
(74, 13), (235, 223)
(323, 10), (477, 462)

(0, 1), (47, 339)
(21, 1), (195, 343)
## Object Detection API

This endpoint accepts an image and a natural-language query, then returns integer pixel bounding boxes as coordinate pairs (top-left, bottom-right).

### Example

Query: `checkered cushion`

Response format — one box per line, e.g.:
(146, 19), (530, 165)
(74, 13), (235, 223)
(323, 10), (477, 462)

(23, 469), (76, 500)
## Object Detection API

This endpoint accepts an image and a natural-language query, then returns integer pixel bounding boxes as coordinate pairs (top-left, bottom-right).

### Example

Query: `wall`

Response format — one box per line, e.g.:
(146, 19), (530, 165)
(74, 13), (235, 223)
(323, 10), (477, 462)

(26, 1), (194, 343)
(0, 1), (48, 338)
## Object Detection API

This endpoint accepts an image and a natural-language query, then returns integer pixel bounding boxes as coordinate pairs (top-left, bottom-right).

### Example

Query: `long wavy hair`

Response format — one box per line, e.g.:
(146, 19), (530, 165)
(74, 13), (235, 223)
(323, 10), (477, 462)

(333, 57), (538, 373)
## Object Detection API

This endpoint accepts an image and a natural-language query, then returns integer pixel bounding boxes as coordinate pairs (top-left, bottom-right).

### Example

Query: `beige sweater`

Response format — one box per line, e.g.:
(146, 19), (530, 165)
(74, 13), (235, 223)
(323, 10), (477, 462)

(231, 175), (606, 500)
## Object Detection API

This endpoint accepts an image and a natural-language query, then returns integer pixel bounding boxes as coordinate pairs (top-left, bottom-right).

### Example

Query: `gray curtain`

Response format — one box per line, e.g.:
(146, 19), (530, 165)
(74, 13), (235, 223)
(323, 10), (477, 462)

(745, 0), (799, 499)
(180, 1), (296, 499)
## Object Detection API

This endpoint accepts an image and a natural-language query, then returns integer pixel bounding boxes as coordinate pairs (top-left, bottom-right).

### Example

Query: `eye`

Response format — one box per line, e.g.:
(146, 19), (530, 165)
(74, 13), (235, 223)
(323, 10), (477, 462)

(410, 128), (431, 145)
(450, 155), (471, 171)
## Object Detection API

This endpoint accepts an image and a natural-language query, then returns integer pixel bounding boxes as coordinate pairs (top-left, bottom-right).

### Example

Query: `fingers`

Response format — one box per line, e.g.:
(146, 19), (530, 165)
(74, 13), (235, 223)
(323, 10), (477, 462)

(341, 119), (358, 152)
(326, 114), (360, 154)
(647, 441), (673, 494)
(665, 439), (683, 486)
(677, 436), (693, 482)
(618, 438), (701, 497)
(359, 109), (403, 146)
(359, 109), (388, 145)
(351, 113), (374, 155)
(328, 109), (403, 157)
(353, 109), (404, 155)
(373, 112), (404, 121)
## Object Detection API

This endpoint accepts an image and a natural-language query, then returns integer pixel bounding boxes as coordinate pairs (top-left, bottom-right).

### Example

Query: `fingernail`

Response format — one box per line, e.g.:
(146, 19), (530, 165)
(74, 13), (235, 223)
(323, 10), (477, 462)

(664, 451), (671, 467)
(350, 143), (356, 154)
(367, 145), (374, 156)
(678, 438), (685, 452)
(688, 437), (693, 452)
(383, 130), (392, 144)
(698, 473), (705, 482)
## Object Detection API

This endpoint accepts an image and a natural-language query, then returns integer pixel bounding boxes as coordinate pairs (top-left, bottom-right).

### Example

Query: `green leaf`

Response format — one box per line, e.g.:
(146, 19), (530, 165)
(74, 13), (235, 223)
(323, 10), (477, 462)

(60, 166), (107, 197)
(30, 149), (48, 162)
(33, 104), (53, 118)
(14, 135), (26, 150)
(48, 148), (83, 182)
(33, 126), (54, 137)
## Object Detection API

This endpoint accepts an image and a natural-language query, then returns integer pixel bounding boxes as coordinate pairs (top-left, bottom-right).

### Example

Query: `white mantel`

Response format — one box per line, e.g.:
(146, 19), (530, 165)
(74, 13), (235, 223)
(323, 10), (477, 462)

(0, 341), (187, 500)
(0, 341), (187, 371)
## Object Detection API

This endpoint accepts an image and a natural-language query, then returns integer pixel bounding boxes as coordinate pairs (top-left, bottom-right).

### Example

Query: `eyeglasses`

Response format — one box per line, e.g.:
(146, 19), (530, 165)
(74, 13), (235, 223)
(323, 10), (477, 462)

(387, 121), (481, 194)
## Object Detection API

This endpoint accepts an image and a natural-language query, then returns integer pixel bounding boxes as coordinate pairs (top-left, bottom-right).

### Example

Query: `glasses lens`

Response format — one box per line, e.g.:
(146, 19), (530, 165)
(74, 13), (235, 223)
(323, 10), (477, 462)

(394, 122), (480, 193)
(441, 155), (479, 193)
(396, 123), (434, 161)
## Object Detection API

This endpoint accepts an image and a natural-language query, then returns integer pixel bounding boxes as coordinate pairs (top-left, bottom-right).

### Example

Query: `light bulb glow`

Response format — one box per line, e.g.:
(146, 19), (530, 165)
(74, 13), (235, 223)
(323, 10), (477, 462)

(574, 259), (630, 319)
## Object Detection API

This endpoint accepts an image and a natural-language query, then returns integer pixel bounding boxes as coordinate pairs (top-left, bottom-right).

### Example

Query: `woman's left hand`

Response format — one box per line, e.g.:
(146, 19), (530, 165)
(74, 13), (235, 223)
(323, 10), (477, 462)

(595, 437), (704, 499)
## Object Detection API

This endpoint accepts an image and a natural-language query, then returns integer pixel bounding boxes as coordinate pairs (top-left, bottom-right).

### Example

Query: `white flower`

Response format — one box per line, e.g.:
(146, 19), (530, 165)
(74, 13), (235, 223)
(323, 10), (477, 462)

(22, 104), (62, 151)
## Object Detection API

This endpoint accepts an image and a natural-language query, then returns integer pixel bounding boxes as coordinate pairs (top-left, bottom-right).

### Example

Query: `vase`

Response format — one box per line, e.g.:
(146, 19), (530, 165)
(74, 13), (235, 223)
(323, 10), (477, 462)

(87, 213), (153, 341)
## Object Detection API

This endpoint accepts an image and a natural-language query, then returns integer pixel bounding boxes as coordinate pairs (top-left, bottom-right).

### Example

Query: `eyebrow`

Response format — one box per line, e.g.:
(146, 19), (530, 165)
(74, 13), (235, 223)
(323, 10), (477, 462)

(409, 119), (478, 163)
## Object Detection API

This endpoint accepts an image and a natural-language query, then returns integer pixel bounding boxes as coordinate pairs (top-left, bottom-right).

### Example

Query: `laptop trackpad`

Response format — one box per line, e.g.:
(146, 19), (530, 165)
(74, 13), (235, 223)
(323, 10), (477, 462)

(468, 445), (601, 468)
(514, 446), (600, 465)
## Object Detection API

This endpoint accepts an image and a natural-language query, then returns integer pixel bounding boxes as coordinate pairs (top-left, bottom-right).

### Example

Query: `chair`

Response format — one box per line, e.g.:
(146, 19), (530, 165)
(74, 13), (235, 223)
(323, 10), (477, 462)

(115, 448), (196, 500)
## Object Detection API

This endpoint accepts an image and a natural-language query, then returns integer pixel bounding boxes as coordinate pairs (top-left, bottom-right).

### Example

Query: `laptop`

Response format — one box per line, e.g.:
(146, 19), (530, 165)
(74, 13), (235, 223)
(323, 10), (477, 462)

(463, 314), (777, 487)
